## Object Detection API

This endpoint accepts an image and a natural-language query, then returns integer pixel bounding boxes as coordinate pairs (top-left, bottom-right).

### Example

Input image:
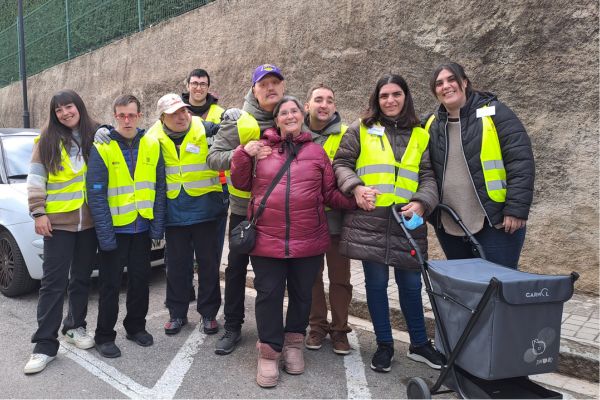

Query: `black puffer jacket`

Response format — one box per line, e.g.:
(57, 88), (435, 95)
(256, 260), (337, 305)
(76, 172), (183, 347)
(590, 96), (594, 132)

(333, 118), (439, 270)
(426, 91), (535, 227)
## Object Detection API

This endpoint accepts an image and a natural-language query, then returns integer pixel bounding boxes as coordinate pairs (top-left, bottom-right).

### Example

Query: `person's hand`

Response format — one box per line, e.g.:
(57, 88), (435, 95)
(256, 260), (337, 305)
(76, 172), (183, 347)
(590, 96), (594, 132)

(400, 201), (425, 217)
(503, 215), (526, 234)
(256, 145), (272, 160)
(353, 185), (379, 211)
(244, 141), (272, 159)
(222, 108), (242, 122)
(34, 215), (53, 237)
(94, 127), (111, 144)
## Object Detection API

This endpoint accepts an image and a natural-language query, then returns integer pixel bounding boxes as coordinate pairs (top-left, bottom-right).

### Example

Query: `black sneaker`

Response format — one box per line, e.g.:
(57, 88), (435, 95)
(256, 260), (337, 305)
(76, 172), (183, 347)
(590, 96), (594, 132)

(407, 340), (444, 369)
(96, 341), (121, 358)
(214, 330), (242, 355)
(126, 330), (154, 347)
(201, 316), (219, 335)
(371, 342), (394, 372)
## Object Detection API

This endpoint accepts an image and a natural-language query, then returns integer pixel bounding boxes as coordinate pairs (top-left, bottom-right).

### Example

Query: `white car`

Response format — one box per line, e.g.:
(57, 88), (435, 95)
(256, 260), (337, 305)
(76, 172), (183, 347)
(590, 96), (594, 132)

(0, 129), (164, 297)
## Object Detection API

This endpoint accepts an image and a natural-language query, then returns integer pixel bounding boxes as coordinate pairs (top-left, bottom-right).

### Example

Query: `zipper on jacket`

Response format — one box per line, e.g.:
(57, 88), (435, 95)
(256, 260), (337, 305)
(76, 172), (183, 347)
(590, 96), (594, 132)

(285, 158), (291, 257)
(456, 117), (492, 227)
(127, 140), (138, 233)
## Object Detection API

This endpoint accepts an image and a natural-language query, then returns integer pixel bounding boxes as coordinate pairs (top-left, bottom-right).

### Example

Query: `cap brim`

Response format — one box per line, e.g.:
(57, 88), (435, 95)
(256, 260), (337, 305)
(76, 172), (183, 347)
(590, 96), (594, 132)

(162, 102), (189, 115)
(254, 71), (284, 85)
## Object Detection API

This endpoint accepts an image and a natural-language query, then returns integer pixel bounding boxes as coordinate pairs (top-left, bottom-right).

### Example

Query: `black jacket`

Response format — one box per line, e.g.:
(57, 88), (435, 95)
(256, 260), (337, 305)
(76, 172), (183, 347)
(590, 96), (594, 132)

(426, 91), (535, 227)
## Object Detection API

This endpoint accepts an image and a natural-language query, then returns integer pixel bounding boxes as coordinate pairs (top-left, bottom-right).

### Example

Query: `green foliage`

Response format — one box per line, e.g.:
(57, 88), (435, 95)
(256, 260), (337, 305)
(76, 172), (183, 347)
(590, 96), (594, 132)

(0, 0), (213, 88)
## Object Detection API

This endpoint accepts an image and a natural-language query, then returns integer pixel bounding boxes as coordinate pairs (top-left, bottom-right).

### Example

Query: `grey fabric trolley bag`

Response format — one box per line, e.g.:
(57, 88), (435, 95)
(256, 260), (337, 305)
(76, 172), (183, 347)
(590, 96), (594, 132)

(429, 258), (575, 380)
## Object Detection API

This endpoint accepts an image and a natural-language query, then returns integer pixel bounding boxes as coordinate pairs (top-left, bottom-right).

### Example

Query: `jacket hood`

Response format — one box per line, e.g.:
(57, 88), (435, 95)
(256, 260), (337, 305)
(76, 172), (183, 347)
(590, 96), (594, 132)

(262, 128), (312, 145)
(303, 112), (343, 141)
(242, 89), (277, 132)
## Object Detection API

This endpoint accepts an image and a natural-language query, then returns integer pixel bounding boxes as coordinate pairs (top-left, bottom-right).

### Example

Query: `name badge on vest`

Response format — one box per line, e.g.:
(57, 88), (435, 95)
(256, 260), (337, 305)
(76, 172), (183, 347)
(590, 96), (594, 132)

(185, 143), (200, 154)
(367, 126), (385, 136)
(476, 106), (496, 118)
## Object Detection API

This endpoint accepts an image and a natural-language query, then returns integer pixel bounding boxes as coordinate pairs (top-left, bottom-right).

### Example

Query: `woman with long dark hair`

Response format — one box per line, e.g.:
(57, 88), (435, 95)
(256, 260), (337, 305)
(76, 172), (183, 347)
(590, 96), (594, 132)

(425, 62), (534, 268)
(24, 89), (99, 374)
(333, 74), (443, 373)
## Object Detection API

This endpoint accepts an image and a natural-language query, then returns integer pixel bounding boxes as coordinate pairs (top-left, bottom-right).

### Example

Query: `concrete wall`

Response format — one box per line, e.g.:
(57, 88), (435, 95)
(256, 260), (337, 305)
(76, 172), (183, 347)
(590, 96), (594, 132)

(0, 0), (598, 293)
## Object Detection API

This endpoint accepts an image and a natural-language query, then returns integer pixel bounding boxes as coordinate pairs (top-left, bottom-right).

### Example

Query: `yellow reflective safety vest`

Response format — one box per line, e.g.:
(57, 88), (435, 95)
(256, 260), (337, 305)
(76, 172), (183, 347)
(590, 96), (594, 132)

(322, 124), (348, 161)
(425, 107), (506, 202)
(94, 135), (160, 226)
(226, 111), (261, 199)
(205, 103), (225, 124)
(34, 136), (86, 214)
(147, 116), (221, 199)
(356, 122), (429, 207)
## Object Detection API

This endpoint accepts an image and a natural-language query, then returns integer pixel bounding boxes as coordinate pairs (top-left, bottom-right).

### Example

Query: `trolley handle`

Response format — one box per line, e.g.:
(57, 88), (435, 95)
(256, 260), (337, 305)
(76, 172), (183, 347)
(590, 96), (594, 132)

(436, 203), (487, 260)
(392, 204), (426, 267)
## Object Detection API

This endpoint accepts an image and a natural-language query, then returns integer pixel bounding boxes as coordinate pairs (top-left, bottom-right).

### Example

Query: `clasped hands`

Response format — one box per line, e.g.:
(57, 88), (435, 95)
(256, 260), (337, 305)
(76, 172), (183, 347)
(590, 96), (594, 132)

(244, 140), (272, 160)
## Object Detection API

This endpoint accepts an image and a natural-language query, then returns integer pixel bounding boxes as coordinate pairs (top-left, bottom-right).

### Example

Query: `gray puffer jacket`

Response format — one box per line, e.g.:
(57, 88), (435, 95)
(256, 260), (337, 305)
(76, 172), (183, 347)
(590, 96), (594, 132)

(333, 118), (438, 270)
(206, 89), (276, 216)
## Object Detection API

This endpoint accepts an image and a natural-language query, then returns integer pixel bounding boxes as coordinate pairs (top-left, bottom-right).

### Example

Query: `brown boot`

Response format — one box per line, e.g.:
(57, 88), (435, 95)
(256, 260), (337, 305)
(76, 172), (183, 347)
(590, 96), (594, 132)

(282, 332), (305, 375)
(256, 341), (281, 388)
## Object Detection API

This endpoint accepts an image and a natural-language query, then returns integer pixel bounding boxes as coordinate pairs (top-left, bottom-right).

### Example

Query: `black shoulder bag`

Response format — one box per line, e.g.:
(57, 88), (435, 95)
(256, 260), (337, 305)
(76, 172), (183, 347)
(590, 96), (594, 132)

(229, 143), (302, 254)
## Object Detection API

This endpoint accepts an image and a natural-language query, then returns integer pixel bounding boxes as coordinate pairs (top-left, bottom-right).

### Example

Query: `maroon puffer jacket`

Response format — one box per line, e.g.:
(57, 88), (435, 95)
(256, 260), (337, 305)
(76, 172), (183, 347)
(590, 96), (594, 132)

(231, 128), (356, 259)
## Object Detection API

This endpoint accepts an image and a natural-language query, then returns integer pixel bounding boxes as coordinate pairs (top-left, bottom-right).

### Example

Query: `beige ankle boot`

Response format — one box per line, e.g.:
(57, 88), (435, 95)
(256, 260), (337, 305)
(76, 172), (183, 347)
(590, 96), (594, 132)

(282, 332), (305, 374)
(256, 341), (281, 388)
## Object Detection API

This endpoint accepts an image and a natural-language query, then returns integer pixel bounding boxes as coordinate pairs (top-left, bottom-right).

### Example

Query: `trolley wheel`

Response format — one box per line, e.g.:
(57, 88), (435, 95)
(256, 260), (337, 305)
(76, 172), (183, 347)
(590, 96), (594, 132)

(406, 377), (431, 399)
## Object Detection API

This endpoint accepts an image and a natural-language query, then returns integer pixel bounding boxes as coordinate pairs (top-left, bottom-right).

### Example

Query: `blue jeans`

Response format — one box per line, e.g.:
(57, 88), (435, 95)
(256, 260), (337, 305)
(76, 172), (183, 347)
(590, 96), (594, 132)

(362, 261), (427, 346)
(435, 223), (526, 269)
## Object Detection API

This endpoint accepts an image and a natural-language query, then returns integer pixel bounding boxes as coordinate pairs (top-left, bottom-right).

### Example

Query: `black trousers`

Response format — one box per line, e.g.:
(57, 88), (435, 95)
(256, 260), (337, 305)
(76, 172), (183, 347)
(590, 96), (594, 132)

(32, 228), (97, 356)
(223, 212), (250, 332)
(94, 232), (151, 344)
(165, 221), (221, 319)
(251, 254), (322, 352)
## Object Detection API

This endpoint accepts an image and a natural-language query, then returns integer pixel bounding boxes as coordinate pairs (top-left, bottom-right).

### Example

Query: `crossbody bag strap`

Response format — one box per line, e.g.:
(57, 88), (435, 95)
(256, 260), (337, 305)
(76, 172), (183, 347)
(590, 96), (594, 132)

(251, 142), (303, 223)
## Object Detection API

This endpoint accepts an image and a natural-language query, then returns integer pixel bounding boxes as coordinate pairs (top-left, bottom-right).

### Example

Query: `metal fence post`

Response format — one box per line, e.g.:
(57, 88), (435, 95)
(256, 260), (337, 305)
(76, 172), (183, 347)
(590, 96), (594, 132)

(17, 0), (30, 128)
(65, 0), (71, 59)
(137, 0), (144, 31)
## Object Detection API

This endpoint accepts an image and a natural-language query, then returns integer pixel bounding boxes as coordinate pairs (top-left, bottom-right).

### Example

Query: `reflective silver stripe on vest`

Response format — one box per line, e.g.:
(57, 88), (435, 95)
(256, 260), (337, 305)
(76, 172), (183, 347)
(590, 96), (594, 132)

(487, 180), (507, 190)
(46, 175), (84, 191)
(395, 187), (414, 200)
(483, 160), (505, 170)
(371, 183), (395, 194)
(135, 181), (156, 191)
(107, 185), (134, 197)
(167, 182), (181, 192)
(136, 200), (154, 209)
(110, 203), (137, 216)
(356, 164), (395, 176)
(46, 191), (83, 202)
(397, 168), (419, 182)
(181, 164), (210, 173)
(166, 166), (180, 174)
(184, 178), (221, 189)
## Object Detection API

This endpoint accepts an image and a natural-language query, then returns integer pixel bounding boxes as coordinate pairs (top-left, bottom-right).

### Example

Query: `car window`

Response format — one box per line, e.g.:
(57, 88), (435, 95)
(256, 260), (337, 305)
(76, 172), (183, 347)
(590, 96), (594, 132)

(2, 135), (34, 179)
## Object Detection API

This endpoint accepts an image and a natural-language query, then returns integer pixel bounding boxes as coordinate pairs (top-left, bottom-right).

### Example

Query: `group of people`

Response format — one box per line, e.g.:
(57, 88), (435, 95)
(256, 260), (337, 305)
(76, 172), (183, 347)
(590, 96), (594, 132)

(24, 62), (535, 389)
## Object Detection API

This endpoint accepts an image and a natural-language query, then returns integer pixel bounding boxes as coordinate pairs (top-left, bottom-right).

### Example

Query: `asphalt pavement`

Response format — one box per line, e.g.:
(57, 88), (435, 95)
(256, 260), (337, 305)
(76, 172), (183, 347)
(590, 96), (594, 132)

(0, 267), (595, 399)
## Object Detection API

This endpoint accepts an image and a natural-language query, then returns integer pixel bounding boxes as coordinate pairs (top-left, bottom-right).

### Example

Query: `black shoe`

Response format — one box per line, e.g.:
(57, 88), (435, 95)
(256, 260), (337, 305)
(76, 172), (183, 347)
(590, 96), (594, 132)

(201, 316), (219, 335)
(126, 330), (154, 347)
(371, 342), (394, 372)
(215, 330), (242, 355)
(96, 341), (121, 358)
(164, 317), (188, 335)
(407, 340), (444, 369)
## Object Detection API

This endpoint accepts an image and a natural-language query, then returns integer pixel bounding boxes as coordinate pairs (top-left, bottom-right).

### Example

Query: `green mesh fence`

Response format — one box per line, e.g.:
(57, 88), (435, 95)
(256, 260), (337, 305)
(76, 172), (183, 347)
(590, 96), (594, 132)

(0, 0), (212, 88)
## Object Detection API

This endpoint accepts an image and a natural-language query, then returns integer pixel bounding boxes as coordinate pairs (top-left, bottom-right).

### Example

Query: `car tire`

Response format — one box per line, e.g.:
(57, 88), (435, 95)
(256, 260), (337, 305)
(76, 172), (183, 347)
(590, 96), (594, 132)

(0, 230), (38, 297)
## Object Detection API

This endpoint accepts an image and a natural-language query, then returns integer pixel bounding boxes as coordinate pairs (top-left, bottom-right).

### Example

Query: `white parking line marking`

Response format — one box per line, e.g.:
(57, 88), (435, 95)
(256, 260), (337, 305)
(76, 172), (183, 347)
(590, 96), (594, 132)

(60, 310), (218, 399)
(345, 330), (371, 399)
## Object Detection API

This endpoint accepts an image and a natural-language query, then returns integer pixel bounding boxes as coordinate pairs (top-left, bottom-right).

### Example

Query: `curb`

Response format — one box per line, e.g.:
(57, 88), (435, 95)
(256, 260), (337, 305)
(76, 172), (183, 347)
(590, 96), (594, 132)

(219, 269), (599, 382)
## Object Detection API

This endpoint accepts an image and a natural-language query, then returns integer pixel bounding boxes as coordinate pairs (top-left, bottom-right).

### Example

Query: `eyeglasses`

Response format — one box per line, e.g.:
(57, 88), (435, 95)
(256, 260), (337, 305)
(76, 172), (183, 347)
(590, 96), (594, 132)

(278, 108), (302, 117)
(189, 81), (209, 89)
(115, 113), (139, 120)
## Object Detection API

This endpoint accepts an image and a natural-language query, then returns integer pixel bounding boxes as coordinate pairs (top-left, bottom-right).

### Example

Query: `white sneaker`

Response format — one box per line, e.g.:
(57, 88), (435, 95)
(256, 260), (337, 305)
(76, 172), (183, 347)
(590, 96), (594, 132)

(24, 353), (55, 374)
(64, 327), (95, 349)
